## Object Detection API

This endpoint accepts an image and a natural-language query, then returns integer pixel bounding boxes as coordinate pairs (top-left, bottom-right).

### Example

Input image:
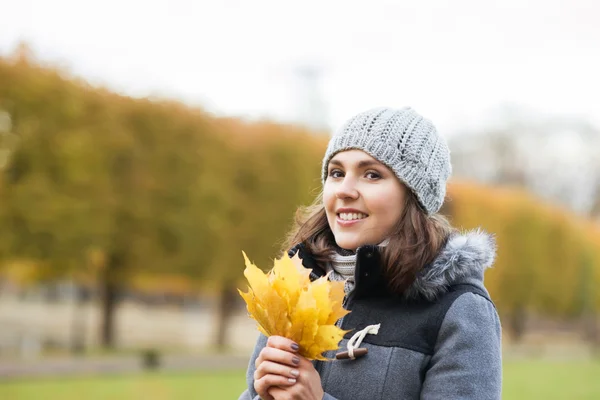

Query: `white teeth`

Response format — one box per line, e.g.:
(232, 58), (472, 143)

(338, 212), (367, 221)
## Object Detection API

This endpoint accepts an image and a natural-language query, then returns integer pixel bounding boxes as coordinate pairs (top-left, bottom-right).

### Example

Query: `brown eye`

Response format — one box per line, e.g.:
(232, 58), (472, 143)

(329, 169), (344, 179)
(365, 171), (381, 180)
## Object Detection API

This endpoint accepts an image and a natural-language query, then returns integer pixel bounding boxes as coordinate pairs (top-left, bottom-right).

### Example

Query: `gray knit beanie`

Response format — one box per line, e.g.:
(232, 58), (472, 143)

(322, 107), (452, 214)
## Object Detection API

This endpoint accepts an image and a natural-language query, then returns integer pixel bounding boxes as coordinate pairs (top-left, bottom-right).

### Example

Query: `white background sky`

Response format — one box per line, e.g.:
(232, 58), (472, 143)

(1, 0), (599, 135)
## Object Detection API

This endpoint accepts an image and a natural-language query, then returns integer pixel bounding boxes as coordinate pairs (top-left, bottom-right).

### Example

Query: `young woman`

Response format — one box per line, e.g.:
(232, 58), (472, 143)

(239, 107), (502, 400)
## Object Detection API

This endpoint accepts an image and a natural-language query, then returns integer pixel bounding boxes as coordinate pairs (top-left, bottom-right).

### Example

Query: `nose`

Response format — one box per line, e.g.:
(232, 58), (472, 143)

(335, 176), (359, 200)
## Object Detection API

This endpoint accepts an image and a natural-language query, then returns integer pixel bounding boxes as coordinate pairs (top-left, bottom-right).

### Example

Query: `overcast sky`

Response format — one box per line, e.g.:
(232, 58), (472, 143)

(1, 0), (599, 135)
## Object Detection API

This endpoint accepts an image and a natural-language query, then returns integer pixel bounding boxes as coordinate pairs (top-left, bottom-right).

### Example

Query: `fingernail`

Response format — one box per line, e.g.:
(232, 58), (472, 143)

(290, 343), (299, 351)
(292, 356), (300, 365)
(290, 369), (299, 377)
(288, 378), (297, 383)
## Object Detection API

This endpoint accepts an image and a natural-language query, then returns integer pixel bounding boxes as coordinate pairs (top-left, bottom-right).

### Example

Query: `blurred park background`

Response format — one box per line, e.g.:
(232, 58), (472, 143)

(1, 0), (600, 399)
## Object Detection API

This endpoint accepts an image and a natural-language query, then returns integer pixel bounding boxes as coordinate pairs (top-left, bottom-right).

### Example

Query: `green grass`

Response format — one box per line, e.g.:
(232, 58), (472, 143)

(1, 359), (599, 399)
(0, 370), (247, 400)
(502, 359), (600, 399)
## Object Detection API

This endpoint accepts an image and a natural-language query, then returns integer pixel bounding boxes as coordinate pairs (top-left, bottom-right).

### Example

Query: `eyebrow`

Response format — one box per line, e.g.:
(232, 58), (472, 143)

(329, 159), (382, 169)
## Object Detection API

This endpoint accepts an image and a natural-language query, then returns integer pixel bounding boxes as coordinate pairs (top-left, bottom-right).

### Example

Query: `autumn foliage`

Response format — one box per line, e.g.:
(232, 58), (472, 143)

(238, 252), (349, 360)
(446, 181), (600, 318)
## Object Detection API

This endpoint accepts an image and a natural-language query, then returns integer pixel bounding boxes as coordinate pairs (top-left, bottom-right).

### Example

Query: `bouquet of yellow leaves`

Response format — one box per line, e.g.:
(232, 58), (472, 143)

(238, 251), (350, 361)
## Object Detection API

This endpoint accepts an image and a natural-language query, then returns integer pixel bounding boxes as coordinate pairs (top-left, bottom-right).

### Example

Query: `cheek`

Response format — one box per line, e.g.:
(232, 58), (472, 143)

(368, 188), (404, 222)
(322, 185), (335, 211)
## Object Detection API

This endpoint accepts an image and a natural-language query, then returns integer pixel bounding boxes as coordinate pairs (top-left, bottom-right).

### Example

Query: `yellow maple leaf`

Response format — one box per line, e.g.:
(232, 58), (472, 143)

(326, 280), (350, 325)
(238, 251), (351, 360)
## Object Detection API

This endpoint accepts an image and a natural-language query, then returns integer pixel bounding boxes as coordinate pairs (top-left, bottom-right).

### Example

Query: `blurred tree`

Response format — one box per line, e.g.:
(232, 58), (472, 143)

(447, 181), (600, 341)
(0, 51), (327, 350)
(577, 249), (598, 344)
(0, 52), (223, 348)
(204, 119), (324, 350)
(0, 109), (18, 170)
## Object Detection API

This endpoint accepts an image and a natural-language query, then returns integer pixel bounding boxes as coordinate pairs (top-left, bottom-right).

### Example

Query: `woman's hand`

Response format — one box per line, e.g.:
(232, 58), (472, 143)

(267, 354), (324, 400)
(253, 336), (304, 400)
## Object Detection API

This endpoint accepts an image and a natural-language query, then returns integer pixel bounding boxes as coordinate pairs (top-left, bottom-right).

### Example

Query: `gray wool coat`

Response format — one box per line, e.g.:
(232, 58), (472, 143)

(239, 230), (502, 400)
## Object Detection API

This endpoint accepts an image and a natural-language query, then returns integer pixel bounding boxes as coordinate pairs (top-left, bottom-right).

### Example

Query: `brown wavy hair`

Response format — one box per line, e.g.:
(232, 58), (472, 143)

(283, 188), (454, 295)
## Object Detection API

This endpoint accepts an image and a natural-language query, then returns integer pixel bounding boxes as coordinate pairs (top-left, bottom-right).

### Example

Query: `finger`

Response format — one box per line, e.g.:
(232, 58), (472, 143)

(256, 390), (274, 400)
(254, 360), (300, 381)
(266, 335), (300, 353)
(296, 354), (314, 368)
(254, 373), (297, 397)
(267, 386), (287, 399)
(256, 346), (301, 369)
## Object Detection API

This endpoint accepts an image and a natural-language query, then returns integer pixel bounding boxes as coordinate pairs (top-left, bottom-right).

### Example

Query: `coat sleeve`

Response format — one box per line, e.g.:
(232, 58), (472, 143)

(420, 292), (502, 400)
(239, 333), (340, 400)
(239, 334), (267, 400)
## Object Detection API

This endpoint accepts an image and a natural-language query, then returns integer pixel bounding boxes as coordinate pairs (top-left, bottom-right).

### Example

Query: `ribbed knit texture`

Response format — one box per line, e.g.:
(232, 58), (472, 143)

(322, 107), (452, 214)
(328, 252), (357, 294)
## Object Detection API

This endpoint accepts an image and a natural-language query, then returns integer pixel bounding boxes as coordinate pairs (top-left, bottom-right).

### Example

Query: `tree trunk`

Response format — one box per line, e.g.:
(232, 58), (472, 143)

(508, 306), (527, 342)
(578, 251), (598, 350)
(583, 313), (599, 346)
(214, 280), (237, 351)
(100, 278), (118, 349)
(70, 285), (87, 354)
(100, 252), (123, 349)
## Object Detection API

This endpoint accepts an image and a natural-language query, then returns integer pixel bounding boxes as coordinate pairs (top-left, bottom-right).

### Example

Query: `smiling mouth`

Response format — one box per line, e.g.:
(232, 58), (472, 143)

(337, 212), (368, 221)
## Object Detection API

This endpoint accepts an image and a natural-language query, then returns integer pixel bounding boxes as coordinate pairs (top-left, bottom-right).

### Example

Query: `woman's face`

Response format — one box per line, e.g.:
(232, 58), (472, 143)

(323, 150), (407, 250)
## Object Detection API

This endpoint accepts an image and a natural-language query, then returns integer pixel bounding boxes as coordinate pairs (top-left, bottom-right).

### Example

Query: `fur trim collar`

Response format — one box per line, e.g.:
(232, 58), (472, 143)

(403, 229), (496, 301)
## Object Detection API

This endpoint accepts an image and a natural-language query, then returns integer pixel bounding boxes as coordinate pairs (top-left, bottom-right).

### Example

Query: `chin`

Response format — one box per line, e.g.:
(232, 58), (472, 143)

(334, 236), (364, 251)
